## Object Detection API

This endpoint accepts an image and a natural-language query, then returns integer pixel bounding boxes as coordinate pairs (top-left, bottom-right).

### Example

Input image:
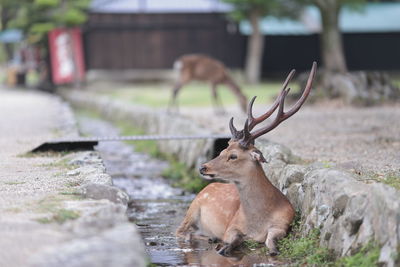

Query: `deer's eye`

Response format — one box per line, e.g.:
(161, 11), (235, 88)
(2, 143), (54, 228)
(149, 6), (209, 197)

(228, 154), (237, 160)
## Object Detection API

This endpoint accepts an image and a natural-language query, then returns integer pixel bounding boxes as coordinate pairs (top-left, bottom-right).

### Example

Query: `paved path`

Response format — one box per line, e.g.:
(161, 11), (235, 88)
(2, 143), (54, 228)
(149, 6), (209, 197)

(0, 88), (79, 266)
(182, 101), (400, 176)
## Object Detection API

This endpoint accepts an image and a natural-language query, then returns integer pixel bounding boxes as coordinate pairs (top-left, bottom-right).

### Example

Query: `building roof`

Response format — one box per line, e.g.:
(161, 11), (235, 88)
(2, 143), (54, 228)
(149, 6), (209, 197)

(240, 3), (400, 35)
(90, 0), (231, 13)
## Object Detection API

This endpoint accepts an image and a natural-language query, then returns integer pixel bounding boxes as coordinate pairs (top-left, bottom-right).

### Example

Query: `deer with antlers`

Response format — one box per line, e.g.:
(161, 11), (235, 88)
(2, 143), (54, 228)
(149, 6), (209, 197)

(176, 62), (317, 256)
(168, 54), (248, 113)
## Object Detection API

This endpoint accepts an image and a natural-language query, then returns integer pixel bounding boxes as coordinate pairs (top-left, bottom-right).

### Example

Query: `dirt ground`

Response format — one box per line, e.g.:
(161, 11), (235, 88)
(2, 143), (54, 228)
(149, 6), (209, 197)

(181, 100), (400, 177)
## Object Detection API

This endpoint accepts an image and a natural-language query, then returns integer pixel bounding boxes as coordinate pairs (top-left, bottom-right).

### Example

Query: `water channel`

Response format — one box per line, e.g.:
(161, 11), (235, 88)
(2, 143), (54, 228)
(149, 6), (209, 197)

(78, 115), (281, 267)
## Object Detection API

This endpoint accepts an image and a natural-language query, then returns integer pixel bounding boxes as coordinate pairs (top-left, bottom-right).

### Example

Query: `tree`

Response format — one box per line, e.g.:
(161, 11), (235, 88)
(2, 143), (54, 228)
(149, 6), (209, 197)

(306, 0), (368, 74)
(222, 0), (301, 84)
(8, 0), (90, 45)
(303, 0), (400, 104)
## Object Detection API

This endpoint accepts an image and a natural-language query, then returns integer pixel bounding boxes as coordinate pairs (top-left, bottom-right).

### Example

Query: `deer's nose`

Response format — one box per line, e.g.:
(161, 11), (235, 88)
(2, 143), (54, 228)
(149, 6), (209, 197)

(199, 165), (208, 175)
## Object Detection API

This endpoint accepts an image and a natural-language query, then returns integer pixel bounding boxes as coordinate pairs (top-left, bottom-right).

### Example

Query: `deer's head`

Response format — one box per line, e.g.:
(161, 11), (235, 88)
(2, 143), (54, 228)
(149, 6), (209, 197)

(200, 62), (317, 183)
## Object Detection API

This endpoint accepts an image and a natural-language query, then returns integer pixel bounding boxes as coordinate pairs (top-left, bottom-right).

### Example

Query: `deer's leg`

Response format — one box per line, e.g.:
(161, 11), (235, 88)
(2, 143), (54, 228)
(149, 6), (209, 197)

(168, 82), (184, 113)
(265, 228), (286, 256)
(211, 82), (225, 115)
(176, 203), (200, 241)
(217, 229), (243, 256)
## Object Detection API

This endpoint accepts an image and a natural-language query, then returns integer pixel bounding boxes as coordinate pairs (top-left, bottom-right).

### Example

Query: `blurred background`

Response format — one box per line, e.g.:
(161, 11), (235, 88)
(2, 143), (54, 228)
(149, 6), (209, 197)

(0, 0), (399, 107)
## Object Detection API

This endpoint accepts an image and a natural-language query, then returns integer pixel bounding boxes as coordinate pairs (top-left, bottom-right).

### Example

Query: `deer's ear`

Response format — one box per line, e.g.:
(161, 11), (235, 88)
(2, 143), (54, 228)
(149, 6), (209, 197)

(250, 149), (267, 163)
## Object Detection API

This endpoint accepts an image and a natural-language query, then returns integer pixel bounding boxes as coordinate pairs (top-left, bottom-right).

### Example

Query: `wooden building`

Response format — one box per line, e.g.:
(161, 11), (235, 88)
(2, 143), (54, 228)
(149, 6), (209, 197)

(84, 0), (245, 71)
(84, 1), (400, 76)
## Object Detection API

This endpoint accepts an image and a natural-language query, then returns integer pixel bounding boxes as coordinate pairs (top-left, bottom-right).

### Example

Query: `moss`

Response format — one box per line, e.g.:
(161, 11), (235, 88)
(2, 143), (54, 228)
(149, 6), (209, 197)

(35, 194), (81, 224)
(3, 181), (26, 185)
(65, 179), (83, 188)
(40, 157), (78, 170)
(362, 171), (400, 191)
(379, 173), (400, 190)
(19, 150), (72, 158)
(59, 191), (81, 196)
(36, 209), (80, 224)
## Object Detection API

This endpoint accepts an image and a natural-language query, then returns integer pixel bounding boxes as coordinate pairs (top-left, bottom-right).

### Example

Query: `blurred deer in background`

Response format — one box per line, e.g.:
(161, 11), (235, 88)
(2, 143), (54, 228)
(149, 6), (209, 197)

(176, 62), (317, 256)
(168, 54), (248, 113)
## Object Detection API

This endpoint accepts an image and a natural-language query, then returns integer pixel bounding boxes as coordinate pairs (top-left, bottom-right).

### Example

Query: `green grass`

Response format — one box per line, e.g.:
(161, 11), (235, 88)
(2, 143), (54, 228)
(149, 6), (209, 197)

(336, 242), (380, 267)
(101, 81), (287, 108)
(378, 173), (400, 191)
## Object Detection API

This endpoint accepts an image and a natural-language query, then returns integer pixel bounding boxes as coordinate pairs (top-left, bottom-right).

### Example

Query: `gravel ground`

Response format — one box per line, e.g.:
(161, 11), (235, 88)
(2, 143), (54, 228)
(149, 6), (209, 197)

(181, 100), (400, 176)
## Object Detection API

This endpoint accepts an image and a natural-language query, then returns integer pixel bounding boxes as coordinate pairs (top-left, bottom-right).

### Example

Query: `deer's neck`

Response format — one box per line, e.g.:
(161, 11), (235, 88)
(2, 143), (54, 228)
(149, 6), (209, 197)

(234, 164), (279, 218)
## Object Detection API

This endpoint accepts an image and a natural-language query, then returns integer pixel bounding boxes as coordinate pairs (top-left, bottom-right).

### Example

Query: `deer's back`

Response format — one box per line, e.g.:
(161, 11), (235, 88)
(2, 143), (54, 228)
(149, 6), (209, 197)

(177, 54), (229, 83)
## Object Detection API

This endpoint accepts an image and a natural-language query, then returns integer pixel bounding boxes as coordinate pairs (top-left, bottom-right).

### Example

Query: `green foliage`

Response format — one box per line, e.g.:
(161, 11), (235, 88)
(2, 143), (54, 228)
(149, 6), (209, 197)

(337, 242), (380, 267)
(1, 0), (90, 44)
(278, 226), (333, 266)
(243, 239), (262, 250)
(63, 8), (87, 25)
(34, 0), (59, 8)
(161, 159), (208, 193)
(222, 0), (302, 21)
(278, 212), (383, 266)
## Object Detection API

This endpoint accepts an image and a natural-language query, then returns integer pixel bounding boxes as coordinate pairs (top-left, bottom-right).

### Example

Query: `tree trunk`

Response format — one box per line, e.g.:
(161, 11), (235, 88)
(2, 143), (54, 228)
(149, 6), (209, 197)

(245, 10), (264, 84)
(316, 0), (347, 73)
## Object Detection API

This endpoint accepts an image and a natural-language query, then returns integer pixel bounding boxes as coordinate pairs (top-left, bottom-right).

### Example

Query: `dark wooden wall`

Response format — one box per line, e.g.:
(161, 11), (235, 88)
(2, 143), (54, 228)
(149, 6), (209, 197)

(83, 13), (400, 75)
(262, 32), (400, 75)
(83, 12), (245, 70)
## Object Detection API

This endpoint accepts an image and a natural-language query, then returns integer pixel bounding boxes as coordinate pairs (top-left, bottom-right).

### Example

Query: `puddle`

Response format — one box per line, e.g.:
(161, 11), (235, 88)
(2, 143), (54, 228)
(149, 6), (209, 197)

(78, 116), (280, 266)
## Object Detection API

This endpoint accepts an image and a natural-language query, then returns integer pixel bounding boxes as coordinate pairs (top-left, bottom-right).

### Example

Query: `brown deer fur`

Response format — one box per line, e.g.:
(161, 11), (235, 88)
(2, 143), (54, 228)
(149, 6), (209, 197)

(169, 54), (248, 113)
(176, 62), (317, 256)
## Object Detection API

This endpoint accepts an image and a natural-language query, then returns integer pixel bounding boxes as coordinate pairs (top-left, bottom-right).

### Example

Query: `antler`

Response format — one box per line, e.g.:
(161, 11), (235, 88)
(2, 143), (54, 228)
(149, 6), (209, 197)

(229, 61), (317, 148)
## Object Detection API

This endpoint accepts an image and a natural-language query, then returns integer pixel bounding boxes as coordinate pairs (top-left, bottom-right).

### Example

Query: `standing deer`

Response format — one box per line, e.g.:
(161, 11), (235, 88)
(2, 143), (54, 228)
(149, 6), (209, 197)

(176, 62), (317, 256)
(168, 54), (248, 113)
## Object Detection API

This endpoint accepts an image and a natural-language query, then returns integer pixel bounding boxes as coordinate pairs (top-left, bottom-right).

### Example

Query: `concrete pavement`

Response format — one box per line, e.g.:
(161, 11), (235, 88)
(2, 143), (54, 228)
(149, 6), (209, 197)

(0, 88), (145, 267)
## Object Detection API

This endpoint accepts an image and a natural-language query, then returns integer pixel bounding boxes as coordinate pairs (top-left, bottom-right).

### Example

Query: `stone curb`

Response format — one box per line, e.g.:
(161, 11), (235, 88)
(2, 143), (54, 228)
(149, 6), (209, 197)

(28, 102), (146, 267)
(61, 89), (400, 267)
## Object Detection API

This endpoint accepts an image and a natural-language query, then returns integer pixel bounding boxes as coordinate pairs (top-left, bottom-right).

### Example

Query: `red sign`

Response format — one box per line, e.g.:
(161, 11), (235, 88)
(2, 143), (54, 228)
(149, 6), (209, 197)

(48, 28), (85, 85)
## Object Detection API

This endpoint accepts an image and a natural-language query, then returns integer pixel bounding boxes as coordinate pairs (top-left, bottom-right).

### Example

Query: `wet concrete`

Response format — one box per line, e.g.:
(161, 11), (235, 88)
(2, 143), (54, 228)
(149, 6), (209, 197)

(77, 116), (281, 267)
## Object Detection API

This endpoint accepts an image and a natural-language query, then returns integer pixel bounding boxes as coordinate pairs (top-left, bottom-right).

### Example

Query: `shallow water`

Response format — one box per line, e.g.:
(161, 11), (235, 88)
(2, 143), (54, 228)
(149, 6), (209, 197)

(78, 116), (280, 266)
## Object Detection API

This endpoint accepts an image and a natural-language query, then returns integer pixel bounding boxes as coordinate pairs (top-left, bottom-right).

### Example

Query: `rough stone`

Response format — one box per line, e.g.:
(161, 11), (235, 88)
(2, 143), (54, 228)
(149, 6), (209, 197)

(28, 224), (146, 267)
(79, 184), (130, 205)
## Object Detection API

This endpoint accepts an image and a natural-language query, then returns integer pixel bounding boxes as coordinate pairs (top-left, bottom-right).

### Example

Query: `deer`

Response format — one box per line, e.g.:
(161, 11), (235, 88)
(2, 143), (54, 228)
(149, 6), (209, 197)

(168, 54), (248, 113)
(176, 62), (317, 257)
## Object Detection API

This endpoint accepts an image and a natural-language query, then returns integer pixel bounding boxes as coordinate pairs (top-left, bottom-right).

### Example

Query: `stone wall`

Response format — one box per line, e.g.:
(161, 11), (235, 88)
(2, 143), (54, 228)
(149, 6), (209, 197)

(61, 89), (400, 267)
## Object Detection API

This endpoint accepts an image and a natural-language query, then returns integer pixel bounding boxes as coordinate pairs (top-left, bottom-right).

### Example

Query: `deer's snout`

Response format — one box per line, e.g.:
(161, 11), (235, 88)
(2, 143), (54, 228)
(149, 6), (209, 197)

(199, 165), (208, 175)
